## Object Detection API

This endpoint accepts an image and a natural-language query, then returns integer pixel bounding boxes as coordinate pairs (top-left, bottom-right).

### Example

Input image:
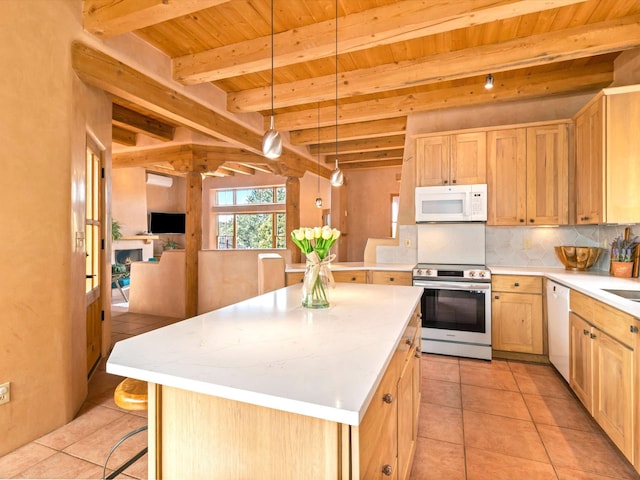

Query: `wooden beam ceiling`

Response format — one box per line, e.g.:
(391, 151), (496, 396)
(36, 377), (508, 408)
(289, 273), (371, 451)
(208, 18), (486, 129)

(112, 103), (175, 141)
(173, 0), (587, 85)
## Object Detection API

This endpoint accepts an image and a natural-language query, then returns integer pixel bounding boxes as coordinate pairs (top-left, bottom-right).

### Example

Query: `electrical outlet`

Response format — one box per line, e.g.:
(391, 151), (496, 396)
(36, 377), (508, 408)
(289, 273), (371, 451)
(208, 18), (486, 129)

(523, 238), (532, 249)
(0, 382), (10, 405)
(404, 238), (411, 248)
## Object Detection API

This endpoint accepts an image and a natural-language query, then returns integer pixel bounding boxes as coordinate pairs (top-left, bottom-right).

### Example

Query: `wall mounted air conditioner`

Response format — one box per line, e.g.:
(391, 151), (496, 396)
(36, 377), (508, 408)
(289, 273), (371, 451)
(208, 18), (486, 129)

(146, 173), (173, 188)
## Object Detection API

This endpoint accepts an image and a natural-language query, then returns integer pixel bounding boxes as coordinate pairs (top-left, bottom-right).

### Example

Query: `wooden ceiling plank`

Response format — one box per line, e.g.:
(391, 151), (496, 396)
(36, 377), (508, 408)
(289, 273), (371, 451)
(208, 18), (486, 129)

(310, 135), (406, 155)
(112, 125), (137, 146)
(290, 118), (406, 145)
(274, 63), (614, 130)
(333, 149), (405, 164)
(230, 14), (640, 112)
(71, 42), (319, 176)
(112, 103), (175, 141)
(340, 159), (404, 170)
(112, 144), (195, 168)
(83, 0), (230, 38)
(174, 0), (587, 85)
(219, 163), (255, 175)
(145, 165), (187, 178)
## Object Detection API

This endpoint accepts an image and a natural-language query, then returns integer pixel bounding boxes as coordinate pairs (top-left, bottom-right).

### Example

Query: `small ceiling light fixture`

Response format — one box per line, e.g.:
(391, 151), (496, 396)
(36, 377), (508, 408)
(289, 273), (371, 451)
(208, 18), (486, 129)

(329, 1), (344, 188)
(484, 73), (494, 90)
(315, 103), (323, 208)
(261, 0), (282, 159)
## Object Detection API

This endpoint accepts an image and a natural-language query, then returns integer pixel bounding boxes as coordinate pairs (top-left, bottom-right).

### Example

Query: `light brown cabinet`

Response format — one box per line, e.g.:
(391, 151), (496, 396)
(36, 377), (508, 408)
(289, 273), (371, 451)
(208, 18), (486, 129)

(286, 269), (411, 287)
(573, 86), (640, 224)
(415, 132), (486, 186)
(491, 275), (543, 354)
(569, 290), (638, 463)
(370, 270), (412, 286)
(487, 122), (569, 226)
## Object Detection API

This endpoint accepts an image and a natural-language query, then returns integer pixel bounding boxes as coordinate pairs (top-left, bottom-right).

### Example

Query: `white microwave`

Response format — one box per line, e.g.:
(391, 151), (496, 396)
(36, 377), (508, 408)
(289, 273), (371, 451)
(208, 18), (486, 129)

(415, 184), (487, 222)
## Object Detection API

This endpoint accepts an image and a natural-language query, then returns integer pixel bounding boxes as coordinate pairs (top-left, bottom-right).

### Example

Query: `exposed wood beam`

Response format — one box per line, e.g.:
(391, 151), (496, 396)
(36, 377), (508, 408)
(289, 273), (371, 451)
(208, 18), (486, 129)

(332, 149), (405, 164)
(274, 63), (614, 130)
(290, 118), (406, 145)
(113, 104), (175, 141)
(219, 163), (255, 176)
(239, 163), (272, 174)
(71, 42), (318, 177)
(230, 14), (640, 112)
(112, 125), (137, 146)
(145, 165), (187, 178)
(340, 159), (403, 170)
(83, 0), (230, 38)
(174, 0), (586, 85)
(310, 135), (405, 155)
(113, 144), (195, 168)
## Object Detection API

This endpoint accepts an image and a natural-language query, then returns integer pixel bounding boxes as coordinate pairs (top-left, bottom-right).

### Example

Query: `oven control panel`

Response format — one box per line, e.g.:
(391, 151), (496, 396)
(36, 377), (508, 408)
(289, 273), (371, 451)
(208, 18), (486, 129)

(412, 265), (491, 281)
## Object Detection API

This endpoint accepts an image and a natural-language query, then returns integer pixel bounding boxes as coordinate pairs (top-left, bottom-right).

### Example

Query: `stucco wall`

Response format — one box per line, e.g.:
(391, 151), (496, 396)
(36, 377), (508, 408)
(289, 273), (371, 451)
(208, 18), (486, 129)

(0, 0), (111, 456)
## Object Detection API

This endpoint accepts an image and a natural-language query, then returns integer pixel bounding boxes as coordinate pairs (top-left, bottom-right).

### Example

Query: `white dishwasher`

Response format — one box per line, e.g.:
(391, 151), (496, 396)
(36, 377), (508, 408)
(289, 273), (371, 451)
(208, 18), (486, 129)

(546, 280), (570, 382)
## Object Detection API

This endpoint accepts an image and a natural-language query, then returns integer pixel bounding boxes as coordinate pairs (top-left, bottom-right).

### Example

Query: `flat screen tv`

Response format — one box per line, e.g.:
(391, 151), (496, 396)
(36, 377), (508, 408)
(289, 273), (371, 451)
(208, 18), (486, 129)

(148, 212), (186, 234)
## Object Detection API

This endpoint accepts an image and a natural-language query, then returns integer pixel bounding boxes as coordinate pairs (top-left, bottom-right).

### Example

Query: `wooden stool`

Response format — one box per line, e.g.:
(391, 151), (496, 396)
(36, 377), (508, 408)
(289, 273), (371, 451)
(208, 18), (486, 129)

(102, 378), (149, 480)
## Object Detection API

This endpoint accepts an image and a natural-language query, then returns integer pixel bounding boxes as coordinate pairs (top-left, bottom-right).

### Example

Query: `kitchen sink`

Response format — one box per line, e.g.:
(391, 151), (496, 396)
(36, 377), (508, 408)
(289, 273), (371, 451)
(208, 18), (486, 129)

(602, 289), (640, 302)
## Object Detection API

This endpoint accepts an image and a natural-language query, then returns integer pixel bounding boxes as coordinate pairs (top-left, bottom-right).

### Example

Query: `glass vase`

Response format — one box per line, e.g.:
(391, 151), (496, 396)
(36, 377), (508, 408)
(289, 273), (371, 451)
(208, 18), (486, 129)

(302, 261), (330, 309)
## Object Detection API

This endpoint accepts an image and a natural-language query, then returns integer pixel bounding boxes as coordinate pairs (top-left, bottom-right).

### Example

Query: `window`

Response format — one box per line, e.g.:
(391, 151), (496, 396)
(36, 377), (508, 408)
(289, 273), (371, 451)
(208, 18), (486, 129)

(213, 186), (286, 249)
(391, 194), (400, 238)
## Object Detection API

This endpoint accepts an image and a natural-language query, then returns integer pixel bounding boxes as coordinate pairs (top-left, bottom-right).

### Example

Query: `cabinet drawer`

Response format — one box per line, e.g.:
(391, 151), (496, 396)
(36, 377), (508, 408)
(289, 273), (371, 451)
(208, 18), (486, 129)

(333, 270), (367, 283)
(370, 270), (412, 286)
(492, 275), (542, 294)
(592, 301), (636, 348)
(570, 290), (595, 323)
(285, 272), (304, 286)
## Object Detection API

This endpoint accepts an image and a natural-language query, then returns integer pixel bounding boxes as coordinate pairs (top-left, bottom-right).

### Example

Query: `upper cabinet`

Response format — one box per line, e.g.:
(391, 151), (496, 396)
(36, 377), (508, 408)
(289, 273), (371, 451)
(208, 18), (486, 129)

(487, 122), (569, 226)
(415, 132), (486, 186)
(574, 86), (640, 224)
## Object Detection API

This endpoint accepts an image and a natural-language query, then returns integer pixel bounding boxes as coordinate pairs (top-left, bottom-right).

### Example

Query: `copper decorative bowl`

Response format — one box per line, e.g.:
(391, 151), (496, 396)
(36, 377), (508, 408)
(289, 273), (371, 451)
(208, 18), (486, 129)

(554, 246), (602, 271)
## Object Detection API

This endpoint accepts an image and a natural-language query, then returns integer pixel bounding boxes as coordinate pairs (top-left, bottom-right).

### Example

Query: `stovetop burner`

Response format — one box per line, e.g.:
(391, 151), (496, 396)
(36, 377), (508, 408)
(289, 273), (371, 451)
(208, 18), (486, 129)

(412, 263), (491, 282)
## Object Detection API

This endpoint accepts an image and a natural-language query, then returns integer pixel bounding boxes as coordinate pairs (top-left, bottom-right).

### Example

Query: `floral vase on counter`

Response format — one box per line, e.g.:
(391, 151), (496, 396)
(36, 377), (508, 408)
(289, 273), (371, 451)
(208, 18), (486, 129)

(610, 233), (638, 278)
(611, 261), (633, 278)
(291, 226), (341, 309)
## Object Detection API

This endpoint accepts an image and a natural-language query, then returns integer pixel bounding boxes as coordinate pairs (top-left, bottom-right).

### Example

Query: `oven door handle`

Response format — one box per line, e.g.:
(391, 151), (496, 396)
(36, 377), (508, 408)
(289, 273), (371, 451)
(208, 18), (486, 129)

(413, 281), (490, 290)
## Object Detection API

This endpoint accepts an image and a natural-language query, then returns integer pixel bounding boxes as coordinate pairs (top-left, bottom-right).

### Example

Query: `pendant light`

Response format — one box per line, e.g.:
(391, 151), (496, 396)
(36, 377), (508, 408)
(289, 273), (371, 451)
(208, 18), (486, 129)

(315, 103), (323, 208)
(261, 0), (282, 159)
(329, 0), (343, 187)
(484, 73), (494, 90)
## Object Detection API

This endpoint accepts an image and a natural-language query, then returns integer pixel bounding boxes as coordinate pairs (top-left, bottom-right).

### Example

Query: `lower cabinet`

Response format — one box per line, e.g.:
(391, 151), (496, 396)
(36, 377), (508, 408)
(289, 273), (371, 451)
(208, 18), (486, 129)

(286, 269), (411, 286)
(569, 290), (637, 464)
(492, 275), (543, 354)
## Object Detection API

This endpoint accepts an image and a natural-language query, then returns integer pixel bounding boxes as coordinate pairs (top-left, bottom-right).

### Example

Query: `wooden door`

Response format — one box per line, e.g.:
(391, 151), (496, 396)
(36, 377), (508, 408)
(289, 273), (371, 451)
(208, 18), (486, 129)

(487, 128), (527, 225)
(569, 312), (593, 412)
(593, 329), (634, 460)
(85, 138), (104, 376)
(415, 136), (449, 186)
(525, 124), (569, 225)
(450, 131), (486, 185)
(575, 100), (603, 224)
(492, 292), (543, 354)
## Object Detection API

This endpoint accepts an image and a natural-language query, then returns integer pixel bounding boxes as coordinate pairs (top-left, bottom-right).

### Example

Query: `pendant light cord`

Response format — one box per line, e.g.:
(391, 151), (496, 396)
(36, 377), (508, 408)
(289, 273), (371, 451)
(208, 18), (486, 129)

(270, 0), (275, 119)
(317, 102), (321, 193)
(335, 0), (338, 161)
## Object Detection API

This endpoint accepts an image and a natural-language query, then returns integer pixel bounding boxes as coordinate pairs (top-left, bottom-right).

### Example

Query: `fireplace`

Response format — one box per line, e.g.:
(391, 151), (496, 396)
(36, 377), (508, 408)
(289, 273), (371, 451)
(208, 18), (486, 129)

(115, 248), (143, 267)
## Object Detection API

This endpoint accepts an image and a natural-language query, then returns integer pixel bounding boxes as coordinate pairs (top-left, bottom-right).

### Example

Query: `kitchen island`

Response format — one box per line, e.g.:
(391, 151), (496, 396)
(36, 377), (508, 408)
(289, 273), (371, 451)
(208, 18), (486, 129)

(107, 283), (422, 479)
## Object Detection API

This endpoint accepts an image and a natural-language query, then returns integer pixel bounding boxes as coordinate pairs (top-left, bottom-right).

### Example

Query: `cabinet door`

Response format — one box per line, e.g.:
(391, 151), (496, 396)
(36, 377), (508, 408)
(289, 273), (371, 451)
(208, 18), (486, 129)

(525, 124), (569, 225)
(397, 355), (414, 480)
(450, 132), (486, 185)
(487, 128), (527, 225)
(492, 292), (543, 354)
(370, 270), (412, 286)
(333, 270), (367, 283)
(575, 100), (603, 224)
(285, 272), (304, 286)
(415, 136), (449, 186)
(593, 329), (634, 460)
(569, 312), (593, 411)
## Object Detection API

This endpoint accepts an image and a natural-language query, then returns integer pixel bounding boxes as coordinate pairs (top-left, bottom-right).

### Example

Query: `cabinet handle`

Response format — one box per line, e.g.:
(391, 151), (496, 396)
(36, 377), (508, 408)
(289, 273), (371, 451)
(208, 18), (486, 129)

(583, 329), (589, 336)
(382, 465), (393, 476)
(405, 339), (412, 346)
(443, 180), (448, 184)
(452, 179), (457, 184)
(529, 219), (535, 223)
(519, 219), (525, 223)
(631, 325), (639, 334)
(514, 282), (520, 287)
(389, 277), (395, 282)
(590, 333), (597, 339)
(415, 351), (422, 359)
(351, 277), (356, 281)
(494, 295), (500, 300)
(382, 393), (394, 404)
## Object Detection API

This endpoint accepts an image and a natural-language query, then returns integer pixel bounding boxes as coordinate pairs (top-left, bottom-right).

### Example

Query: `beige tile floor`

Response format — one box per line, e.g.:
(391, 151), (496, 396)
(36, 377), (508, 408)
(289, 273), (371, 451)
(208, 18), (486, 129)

(1, 293), (638, 479)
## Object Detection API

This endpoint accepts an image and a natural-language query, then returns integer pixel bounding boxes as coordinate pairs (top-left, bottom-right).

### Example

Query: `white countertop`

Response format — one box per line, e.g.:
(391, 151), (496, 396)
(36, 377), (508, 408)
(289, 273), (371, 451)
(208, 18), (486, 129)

(286, 261), (414, 273)
(489, 265), (640, 318)
(107, 283), (422, 426)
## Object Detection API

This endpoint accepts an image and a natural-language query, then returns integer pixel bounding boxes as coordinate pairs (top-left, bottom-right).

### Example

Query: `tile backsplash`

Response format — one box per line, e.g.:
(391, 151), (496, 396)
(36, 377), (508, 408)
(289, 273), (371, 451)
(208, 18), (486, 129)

(486, 224), (639, 272)
(375, 224), (639, 275)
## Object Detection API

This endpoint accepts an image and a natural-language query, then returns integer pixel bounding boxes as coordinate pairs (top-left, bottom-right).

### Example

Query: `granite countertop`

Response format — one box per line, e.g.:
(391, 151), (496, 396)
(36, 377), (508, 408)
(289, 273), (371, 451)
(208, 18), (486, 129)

(107, 283), (422, 426)
(489, 265), (640, 318)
